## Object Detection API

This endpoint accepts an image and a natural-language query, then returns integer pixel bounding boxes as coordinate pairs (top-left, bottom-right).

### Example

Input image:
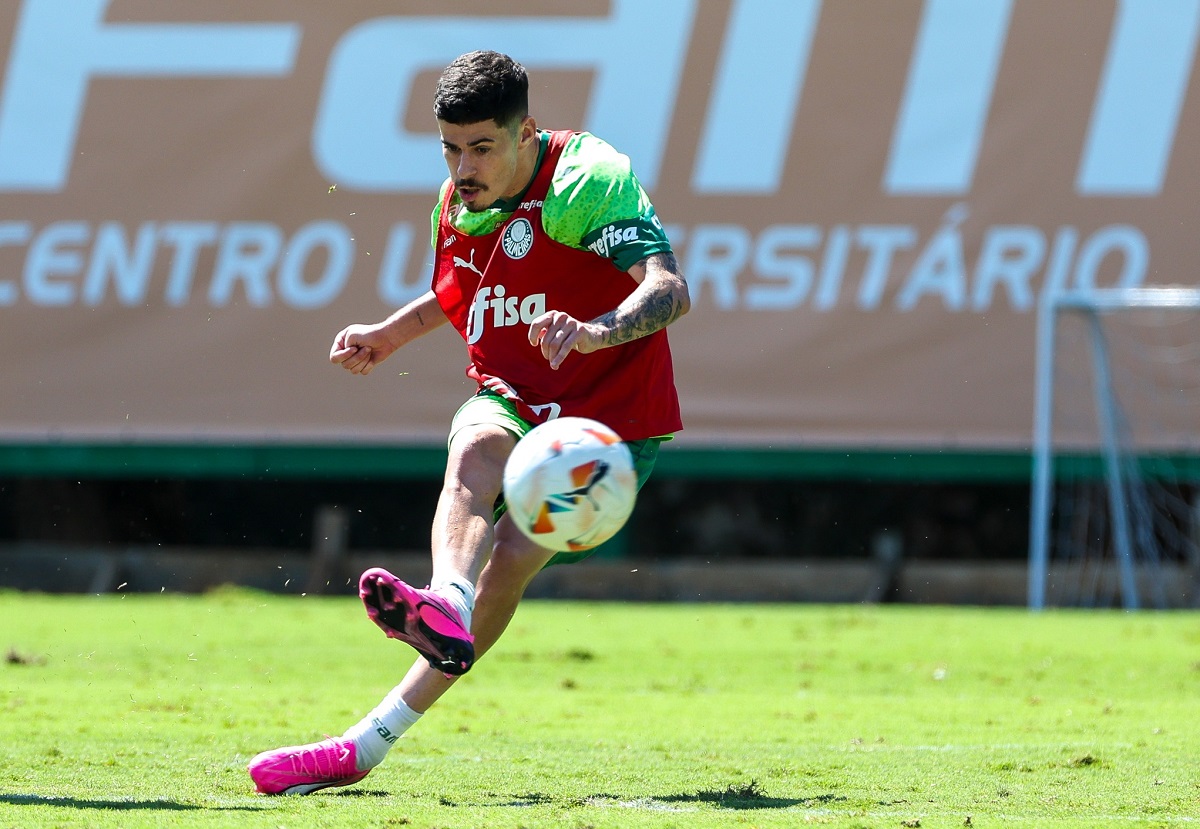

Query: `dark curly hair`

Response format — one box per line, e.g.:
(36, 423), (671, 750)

(434, 51), (529, 127)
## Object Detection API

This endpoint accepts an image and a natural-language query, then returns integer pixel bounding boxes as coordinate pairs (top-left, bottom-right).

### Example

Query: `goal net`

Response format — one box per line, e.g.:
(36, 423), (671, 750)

(1029, 287), (1200, 609)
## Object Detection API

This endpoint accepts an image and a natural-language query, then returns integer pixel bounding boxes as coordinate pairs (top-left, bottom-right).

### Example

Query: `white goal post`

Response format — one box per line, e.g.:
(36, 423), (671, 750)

(1028, 286), (1200, 610)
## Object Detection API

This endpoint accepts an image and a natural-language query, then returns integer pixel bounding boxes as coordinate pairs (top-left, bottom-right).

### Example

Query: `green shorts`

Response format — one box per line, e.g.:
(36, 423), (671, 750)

(449, 390), (664, 567)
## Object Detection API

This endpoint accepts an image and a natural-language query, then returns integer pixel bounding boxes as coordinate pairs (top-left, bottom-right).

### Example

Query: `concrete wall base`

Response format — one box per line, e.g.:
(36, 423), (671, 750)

(3, 544), (1198, 607)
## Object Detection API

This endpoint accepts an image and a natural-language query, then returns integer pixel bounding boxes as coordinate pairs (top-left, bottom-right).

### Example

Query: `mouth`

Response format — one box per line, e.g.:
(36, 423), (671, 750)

(456, 181), (484, 203)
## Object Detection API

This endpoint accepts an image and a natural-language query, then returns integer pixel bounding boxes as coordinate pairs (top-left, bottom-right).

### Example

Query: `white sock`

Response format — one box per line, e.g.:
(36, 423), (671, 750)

(343, 686), (422, 770)
(430, 575), (475, 632)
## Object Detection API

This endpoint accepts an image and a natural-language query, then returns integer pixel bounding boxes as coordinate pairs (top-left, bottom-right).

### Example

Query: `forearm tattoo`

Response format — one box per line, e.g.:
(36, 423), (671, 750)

(593, 252), (688, 346)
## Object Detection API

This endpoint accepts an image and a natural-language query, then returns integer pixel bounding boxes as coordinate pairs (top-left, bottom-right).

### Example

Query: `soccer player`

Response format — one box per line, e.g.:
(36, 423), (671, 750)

(247, 50), (688, 795)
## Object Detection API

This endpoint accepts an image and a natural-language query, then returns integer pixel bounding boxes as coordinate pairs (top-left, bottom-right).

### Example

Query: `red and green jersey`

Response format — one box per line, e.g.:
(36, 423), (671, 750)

(431, 130), (681, 440)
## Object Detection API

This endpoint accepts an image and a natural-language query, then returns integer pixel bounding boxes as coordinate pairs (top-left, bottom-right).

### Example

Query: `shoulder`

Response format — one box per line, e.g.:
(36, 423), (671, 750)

(541, 133), (671, 270)
(428, 178), (454, 248)
(542, 132), (649, 240)
(433, 178), (453, 212)
(549, 132), (635, 195)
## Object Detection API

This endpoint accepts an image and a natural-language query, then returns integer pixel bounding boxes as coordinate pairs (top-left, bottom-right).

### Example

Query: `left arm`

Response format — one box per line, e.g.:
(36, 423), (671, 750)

(528, 251), (690, 370)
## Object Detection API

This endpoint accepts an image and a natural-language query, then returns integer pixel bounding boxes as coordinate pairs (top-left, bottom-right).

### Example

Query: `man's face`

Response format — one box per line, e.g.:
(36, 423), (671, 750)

(438, 116), (535, 212)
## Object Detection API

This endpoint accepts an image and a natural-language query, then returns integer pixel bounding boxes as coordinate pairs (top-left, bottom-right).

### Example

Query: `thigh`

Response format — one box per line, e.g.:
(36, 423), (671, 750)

(448, 391), (533, 450)
(444, 421), (515, 502)
(444, 392), (530, 495)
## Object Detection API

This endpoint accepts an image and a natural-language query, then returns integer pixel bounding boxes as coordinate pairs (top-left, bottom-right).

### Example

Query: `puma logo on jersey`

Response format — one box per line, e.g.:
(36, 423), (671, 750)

(466, 285), (546, 345)
(453, 248), (484, 276)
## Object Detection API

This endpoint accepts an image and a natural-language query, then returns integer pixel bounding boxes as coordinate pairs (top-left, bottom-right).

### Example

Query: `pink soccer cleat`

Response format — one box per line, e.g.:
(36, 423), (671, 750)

(359, 567), (476, 675)
(247, 737), (368, 795)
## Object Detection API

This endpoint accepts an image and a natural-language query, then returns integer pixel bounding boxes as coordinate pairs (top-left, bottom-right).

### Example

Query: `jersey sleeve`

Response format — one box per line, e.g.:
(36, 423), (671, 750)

(543, 133), (673, 272)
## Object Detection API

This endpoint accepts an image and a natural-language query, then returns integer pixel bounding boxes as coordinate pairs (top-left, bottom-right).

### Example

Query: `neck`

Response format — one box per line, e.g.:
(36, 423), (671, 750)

(503, 130), (541, 201)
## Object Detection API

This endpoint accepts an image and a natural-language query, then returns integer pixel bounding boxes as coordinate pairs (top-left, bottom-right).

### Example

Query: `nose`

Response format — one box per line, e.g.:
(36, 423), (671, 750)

(455, 154), (476, 181)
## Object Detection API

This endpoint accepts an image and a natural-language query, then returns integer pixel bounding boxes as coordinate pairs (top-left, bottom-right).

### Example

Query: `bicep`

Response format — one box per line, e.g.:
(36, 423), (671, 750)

(398, 290), (449, 335)
(627, 251), (684, 286)
(624, 252), (690, 319)
(417, 290), (449, 325)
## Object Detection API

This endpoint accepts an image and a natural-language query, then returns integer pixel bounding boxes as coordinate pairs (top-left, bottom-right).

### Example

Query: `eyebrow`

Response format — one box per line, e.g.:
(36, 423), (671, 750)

(442, 136), (496, 149)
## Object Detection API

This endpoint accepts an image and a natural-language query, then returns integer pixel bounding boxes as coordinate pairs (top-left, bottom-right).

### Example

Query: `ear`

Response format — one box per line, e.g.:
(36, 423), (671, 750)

(518, 115), (538, 148)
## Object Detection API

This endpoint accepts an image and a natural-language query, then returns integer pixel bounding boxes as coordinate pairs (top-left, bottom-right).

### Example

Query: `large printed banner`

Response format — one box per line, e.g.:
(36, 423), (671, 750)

(2, 0), (1199, 449)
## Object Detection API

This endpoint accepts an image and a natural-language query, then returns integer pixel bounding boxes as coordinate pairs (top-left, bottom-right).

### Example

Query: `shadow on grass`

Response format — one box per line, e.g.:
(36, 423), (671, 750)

(0, 794), (262, 812)
(487, 782), (828, 811)
(651, 781), (831, 810)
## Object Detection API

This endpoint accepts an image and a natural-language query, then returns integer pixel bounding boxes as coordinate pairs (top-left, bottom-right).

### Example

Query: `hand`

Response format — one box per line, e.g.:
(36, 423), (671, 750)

(528, 311), (603, 370)
(330, 323), (394, 376)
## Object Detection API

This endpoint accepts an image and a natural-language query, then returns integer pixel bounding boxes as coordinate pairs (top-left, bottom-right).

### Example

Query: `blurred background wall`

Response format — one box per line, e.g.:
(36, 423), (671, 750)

(2, 1), (1199, 604)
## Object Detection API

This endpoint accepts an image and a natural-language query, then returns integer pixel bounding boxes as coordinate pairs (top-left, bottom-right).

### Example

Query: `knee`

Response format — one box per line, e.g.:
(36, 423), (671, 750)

(488, 537), (543, 574)
(484, 519), (556, 581)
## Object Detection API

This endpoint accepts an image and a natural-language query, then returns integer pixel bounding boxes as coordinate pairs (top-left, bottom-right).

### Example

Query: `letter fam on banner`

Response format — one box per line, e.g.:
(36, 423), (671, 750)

(0, 0), (1189, 311)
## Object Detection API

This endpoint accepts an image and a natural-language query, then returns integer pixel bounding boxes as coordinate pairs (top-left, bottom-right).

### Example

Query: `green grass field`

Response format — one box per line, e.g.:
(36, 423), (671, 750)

(1, 588), (1197, 828)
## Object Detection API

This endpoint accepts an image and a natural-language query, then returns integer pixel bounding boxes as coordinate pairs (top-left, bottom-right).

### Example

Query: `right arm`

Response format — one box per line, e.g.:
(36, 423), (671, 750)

(329, 290), (448, 376)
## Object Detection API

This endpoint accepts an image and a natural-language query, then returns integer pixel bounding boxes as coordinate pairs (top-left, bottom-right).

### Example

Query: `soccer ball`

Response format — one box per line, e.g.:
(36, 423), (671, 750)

(503, 417), (638, 552)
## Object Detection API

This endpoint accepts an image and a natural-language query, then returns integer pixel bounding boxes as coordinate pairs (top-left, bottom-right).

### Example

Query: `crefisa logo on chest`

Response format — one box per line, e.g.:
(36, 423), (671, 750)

(501, 218), (534, 259)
